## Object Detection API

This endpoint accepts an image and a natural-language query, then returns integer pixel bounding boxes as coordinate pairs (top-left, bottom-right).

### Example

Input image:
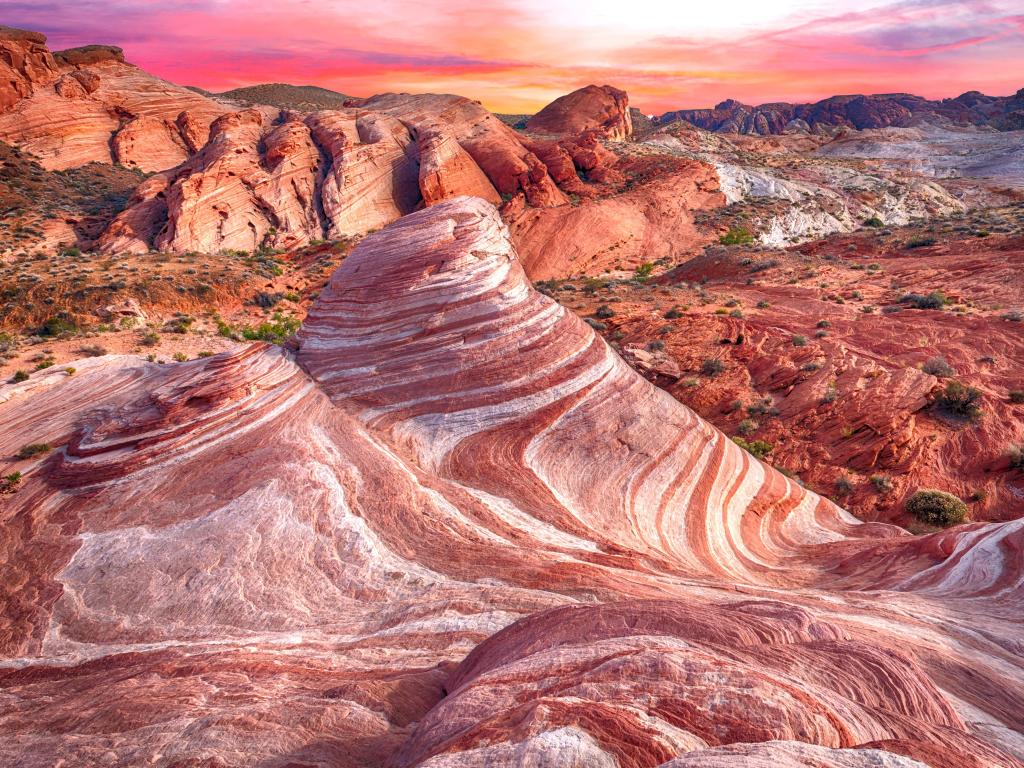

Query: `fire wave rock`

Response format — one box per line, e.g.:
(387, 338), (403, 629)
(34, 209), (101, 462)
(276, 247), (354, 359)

(1, 197), (1023, 767)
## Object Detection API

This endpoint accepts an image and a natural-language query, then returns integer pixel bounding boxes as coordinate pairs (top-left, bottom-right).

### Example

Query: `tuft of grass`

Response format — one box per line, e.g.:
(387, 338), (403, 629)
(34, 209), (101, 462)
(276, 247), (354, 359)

(16, 442), (52, 460)
(720, 227), (754, 246)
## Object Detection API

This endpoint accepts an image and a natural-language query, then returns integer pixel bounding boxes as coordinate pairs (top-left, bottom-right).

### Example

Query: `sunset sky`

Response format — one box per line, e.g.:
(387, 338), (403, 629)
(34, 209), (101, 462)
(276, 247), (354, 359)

(7, 0), (1024, 114)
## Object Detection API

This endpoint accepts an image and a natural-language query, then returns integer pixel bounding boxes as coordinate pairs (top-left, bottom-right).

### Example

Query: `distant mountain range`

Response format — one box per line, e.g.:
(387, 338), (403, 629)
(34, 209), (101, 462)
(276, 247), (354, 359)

(654, 89), (1024, 135)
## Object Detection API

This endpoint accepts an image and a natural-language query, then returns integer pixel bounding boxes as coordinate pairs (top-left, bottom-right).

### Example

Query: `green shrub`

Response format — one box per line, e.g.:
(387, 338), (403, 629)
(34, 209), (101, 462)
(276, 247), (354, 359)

(905, 235), (937, 249)
(720, 227), (754, 246)
(863, 216), (884, 228)
(39, 314), (77, 337)
(701, 358), (726, 377)
(0, 471), (22, 494)
(141, 331), (160, 347)
(1009, 445), (1024, 470)
(906, 489), (968, 527)
(736, 418), (758, 435)
(922, 356), (954, 377)
(634, 262), (654, 280)
(595, 305), (616, 319)
(935, 381), (983, 421)
(901, 291), (947, 310)
(732, 437), (773, 459)
(871, 474), (893, 493)
(11, 370), (29, 382)
(16, 442), (51, 460)
(1009, 390), (1024, 404)
(792, 335), (807, 347)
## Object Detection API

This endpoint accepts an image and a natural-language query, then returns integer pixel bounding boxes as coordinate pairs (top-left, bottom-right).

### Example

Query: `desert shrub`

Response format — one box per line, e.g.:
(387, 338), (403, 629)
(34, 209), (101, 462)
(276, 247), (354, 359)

(792, 335), (807, 347)
(935, 381), (983, 421)
(647, 340), (665, 351)
(585, 318), (607, 331)
(172, 352), (188, 362)
(77, 344), (108, 358)
(720, 227), (753, 246)
(900, 291), (947, 310)
(664, 307), (683, 319)
(634, 262), (654, 280)
(165, 315), (195, 333)
(749, 259), (779, 273)
(1009, 390), (1024, 404)
(906, 489), (968, 527)
(732, 437), (773, 459)
(595, 305), (616, 319)
(922, 356), (955, 377)
(870, 474), (893, 493)
(905, 235), (937, 249)
(64, 367), (76, 375)
(11, 370), (29, 383)
(835, 476), (853, 495)
(140, 331), (160, 346)
(16, 442), (51, 460)
(756, 300), (770, 309)
(729, 309), (744, 318)
(736, 418), (758, 435)
(701, 358), (726, 377)
(239, 313), (301, 345)
(39, 314), (77, 337)
(863, 216), (884, 228)
(1002, 309), (1023, 322)
(816, 320), (831, 329)
(0, 472), (22, 494)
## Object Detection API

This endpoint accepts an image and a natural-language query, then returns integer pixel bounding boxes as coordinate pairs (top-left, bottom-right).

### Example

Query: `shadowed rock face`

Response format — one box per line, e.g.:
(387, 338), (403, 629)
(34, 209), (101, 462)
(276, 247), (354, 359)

(1, 197), (1023, 767)
(526, 84), (634, 141)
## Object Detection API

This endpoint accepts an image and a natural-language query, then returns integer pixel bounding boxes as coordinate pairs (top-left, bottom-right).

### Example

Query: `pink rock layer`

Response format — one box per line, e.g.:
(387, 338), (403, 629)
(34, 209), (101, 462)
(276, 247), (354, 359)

(1, 197), (1022, 767)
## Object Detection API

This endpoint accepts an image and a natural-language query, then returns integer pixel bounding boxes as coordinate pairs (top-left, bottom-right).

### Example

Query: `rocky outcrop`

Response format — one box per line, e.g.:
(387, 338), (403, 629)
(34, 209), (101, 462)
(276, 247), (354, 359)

(0, 29), (227, 171)
(527, 84), (633, 140)
(2, 197), (1023, 766)
(0, 26), (59, 113)
(99, 93), (571, 252)
(656, 88), (1024, 135)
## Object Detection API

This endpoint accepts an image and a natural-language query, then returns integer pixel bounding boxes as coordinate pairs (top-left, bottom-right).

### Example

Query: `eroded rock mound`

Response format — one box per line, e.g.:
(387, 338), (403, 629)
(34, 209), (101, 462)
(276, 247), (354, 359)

(1, 198), (1022, 767)
(0, 28), (227, 172)
(98, 93), (570, 253)
(527, 84), (633, 140)
(0, 26), (59, 113)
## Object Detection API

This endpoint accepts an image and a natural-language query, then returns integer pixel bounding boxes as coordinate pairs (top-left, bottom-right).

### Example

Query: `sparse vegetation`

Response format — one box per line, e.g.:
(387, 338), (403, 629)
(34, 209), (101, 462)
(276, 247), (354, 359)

(863, 216), (884, 228)
(792, 335), (807, 347)
(906, 489), (968, 527)
(732, 437), (773, 459)
(870, 474), (893, 493)
(905, 235), (937, 249)
(720, 227), (754, 246)
(736, 418), (758, 435)
(16, 442), (51, 460)
(935, 381), (983, 421)
(701, 358), (726, 377)
(900, 291), (948, 310)
(0, 472), (22, 494)
(922, 356), (955, 377)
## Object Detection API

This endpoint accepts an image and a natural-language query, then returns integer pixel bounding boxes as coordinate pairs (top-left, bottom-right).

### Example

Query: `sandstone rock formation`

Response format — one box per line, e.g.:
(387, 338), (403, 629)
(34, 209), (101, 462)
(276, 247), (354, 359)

(2, 197), (1023, 767)
(98, 93), (569, 253)
(527, 84), (633, 140)
(0, 26), (59, 113)
(0, 30), (227, 172)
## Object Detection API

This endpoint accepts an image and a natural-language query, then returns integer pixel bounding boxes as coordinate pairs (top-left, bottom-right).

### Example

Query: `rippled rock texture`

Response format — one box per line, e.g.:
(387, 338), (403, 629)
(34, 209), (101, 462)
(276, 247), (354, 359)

(1, 197), (1023, 767)
(0, 28), (227, 172)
